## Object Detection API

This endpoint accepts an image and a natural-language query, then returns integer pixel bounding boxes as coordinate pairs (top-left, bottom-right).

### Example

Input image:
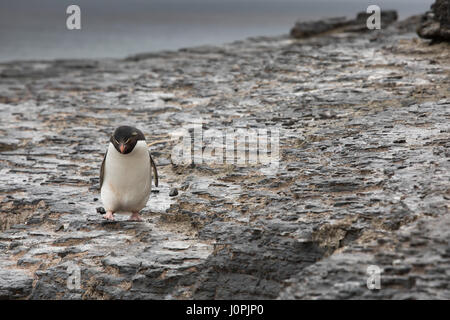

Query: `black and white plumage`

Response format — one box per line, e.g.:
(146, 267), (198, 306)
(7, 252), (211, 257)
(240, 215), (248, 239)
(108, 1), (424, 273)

(100, 126), (158, 221)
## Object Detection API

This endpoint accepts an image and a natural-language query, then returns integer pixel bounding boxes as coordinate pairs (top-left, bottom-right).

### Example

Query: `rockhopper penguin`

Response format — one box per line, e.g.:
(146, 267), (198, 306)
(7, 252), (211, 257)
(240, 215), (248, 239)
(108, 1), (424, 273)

(100, 126), (158, 221)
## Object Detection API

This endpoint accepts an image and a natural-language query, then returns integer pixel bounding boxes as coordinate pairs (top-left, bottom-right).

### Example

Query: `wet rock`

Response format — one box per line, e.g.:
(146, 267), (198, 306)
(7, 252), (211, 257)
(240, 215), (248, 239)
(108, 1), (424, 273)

(169, 188), (179, 197)
(290, 17), (351, 38)
(279, 214), (450, 299)
(417, 0), (450, 41)
(291, 10), (398, 38)
(0, 268), (33, 299)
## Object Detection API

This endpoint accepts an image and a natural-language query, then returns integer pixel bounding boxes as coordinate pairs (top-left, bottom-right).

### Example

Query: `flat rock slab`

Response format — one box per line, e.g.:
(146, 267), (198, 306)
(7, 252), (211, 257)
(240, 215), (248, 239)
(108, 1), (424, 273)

(0, 19), (449, 299)
(0, 266), (34, 299)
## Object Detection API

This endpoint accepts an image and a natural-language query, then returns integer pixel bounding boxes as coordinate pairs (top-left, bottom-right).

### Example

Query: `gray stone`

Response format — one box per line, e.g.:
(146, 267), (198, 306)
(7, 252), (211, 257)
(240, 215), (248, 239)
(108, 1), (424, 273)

(169, 188), (179, 197)
(290, 10), (398, 38)
(417, 0), (450, 41)
(0, 268), (33, 299)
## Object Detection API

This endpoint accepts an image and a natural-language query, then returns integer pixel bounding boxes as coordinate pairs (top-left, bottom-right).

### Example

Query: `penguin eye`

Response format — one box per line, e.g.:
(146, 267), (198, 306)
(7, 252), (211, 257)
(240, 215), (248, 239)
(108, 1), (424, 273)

(113, 137), (119, 144)
(125, 138), (131, 144)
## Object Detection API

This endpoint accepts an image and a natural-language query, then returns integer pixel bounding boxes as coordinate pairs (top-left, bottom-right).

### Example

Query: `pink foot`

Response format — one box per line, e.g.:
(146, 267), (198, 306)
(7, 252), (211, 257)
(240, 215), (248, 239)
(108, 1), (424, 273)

(128, 212), (143, 222)
(103, 211), (115, 221)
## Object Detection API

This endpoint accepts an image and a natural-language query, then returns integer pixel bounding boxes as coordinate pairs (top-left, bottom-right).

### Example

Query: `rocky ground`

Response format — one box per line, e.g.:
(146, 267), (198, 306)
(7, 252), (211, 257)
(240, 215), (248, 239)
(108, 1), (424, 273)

(0, 17), (449, 299)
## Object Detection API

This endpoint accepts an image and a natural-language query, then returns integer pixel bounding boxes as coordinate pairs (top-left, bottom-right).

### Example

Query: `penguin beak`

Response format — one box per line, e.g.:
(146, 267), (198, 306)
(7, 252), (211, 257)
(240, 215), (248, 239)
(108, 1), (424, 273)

(119, 144), (125, 153)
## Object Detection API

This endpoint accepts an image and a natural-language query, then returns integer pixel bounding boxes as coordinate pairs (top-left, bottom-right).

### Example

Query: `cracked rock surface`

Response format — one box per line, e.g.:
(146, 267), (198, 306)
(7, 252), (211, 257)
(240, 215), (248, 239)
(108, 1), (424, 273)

(0, 19), (449, 299)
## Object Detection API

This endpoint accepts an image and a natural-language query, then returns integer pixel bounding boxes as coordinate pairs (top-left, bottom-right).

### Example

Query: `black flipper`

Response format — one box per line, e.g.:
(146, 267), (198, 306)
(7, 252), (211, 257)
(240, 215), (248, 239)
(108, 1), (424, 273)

(100, 150), (107, 190)
(149, 152), (158, 187)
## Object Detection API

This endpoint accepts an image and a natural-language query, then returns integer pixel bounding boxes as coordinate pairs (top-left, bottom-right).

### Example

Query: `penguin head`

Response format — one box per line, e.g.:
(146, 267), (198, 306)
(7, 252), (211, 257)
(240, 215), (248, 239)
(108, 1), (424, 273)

(110, 126), (145, 154)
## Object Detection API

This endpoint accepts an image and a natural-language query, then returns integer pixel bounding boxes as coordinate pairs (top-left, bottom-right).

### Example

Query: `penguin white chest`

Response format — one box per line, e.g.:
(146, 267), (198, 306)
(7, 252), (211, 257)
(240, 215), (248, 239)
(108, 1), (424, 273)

(101, 141), (151, 212)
